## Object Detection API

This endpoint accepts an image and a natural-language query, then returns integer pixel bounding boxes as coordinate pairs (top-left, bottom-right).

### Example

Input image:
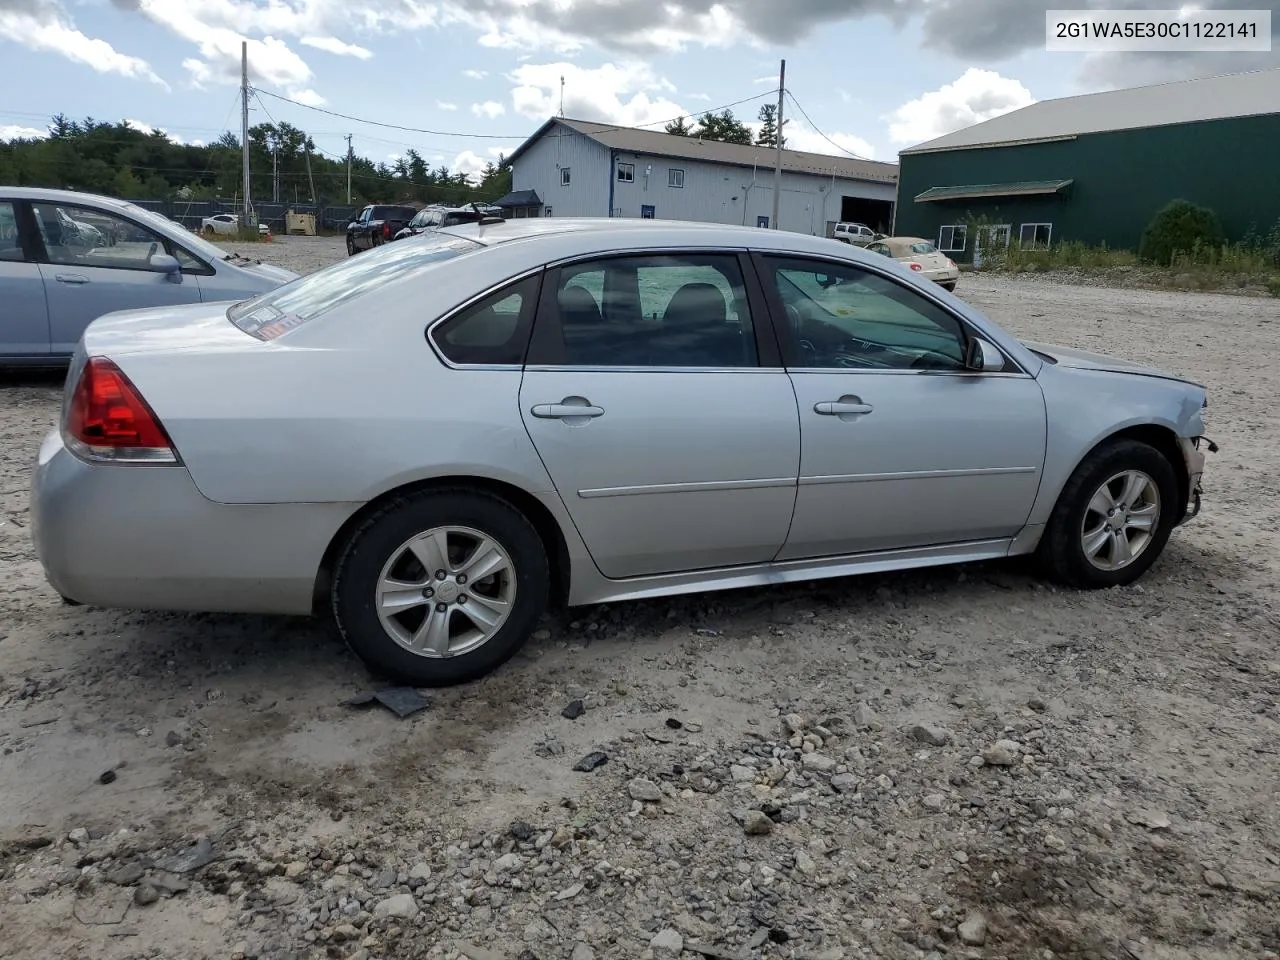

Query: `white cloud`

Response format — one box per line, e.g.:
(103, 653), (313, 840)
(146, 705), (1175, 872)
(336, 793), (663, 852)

(753, 75), (778, 85)
(472, 100), (507, 119)
(463, 69), (488, 79)
(886, 68), (1035, 146)
(0, 123), (48, 141)
(510, 61), (684, 128)
(0, 1), (166, 87)
(743, 118), (877, 161)
(687, 92), (712, 102)
(300, 35), (373, 59)
(436, 101), (459, 111)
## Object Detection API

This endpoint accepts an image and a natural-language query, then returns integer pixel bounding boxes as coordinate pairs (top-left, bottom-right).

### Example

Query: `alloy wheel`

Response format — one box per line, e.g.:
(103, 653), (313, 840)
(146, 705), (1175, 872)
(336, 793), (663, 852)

(1080, 470), (1161, 571)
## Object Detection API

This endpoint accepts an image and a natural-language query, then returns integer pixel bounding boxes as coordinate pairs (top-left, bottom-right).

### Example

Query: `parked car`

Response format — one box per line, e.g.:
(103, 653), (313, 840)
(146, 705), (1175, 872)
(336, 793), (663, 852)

(833, 222), (877, 246)
(32, 218), (1212, 688)
(0, 187), (297, 365)
(393, 205), (489, 241)
(346, 204), (419, 255)
(867, 236), (961, 291)
(201, 213), (239, 236)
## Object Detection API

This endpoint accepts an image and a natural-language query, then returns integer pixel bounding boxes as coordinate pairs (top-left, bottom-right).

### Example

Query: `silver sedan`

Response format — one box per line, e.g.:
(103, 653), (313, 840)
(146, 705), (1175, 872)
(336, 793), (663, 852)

(32, 219), (1213, 686)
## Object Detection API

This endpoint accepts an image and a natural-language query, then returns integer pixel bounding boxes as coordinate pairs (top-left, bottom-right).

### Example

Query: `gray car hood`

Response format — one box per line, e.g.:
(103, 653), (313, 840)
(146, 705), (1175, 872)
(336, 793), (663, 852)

(237, 261), (298, 284)
(1021, 340), (1203, 387)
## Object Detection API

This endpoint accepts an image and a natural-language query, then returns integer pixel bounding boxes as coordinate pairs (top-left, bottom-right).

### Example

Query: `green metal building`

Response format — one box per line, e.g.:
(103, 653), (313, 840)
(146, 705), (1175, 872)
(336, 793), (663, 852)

(893, 68), (1280, 264)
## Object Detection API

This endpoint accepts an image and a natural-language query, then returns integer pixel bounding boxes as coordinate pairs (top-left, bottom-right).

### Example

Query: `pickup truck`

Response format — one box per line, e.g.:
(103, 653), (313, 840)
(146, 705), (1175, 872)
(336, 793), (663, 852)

(345, 204), (419, 255)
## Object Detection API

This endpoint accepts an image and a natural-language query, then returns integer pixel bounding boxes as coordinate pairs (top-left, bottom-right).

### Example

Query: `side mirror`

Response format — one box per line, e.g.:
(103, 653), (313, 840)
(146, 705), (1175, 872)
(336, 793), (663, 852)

(148, 253), (182, 281)
(965, 337), (1005, 372)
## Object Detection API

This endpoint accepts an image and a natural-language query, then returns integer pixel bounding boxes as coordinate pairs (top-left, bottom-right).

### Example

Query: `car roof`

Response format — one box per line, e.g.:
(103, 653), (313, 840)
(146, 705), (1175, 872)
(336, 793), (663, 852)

(438, 217), (875, 258)
(2, 186), (139, 210)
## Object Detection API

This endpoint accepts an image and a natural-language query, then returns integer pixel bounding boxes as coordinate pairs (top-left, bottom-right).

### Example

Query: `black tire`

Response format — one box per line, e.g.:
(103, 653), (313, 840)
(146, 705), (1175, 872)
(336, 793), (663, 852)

(346, 235), (357, 256)
(940, 281), (957, 292)
(1037, 439), (1179, 589)
(332, 490), (549, 686)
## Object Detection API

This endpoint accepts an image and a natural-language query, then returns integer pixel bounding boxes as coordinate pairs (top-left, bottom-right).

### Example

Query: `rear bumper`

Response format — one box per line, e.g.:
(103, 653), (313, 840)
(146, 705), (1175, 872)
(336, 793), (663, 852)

(32, 429), (356, 615)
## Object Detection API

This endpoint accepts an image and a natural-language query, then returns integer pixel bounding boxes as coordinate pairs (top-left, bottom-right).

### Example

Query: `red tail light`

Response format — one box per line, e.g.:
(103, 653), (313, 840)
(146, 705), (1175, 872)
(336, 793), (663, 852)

(909, 262), (923, 271)
(383, 223), (391, 239)
(64, 357), (178, 463)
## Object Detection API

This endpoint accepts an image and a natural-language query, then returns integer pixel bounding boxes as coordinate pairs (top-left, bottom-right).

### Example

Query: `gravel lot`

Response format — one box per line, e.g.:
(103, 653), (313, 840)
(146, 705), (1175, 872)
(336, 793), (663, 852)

(2, 236), (1278, 960)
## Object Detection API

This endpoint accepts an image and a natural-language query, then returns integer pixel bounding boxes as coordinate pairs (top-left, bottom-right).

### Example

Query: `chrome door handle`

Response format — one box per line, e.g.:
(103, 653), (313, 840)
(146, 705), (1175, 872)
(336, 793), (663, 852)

(531, 401), (605, 419)
(815, 398), (874, 417)
(54, 273), (89, 284)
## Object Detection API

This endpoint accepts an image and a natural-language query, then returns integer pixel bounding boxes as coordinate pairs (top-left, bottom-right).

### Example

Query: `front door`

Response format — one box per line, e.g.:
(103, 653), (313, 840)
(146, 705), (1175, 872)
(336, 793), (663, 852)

(973, 225), (1010, 268)
(520, 251), (800, 579)
(757, 254), (1047, 560)
(30, 200), (203, 355)
(0, 200), (50, 358)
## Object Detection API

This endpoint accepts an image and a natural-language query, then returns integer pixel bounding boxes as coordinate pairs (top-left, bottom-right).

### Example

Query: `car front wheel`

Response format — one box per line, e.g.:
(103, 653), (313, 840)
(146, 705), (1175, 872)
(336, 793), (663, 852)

(346, 235), (357, 256)
(1037, 438), (1179, 588)
(332, 490), (550, 686)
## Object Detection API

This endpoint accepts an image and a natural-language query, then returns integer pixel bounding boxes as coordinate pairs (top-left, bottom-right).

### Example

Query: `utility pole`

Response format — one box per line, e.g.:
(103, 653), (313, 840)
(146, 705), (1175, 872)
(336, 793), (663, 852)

(304, 139), (316, 203)
(345, 134), (353, 203)
(240, 40), (252, 229)
(559, 76), (565, 117)
(272, 141), (279, 203)
(771, 58), (785, 231)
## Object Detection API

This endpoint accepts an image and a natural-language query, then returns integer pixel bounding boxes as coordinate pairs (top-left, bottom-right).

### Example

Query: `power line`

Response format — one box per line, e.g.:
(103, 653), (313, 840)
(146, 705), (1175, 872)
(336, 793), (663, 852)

(783, 90), (873, 162)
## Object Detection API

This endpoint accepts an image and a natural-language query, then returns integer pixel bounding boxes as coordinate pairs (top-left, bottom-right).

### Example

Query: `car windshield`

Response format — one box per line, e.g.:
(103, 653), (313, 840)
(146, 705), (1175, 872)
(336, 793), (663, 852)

(374, 206), (416, 220)
(226, 232), (481, 339)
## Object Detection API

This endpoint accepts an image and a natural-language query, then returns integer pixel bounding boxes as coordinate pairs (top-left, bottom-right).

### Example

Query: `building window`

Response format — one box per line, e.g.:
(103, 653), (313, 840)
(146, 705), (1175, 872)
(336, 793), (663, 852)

(938, 224), (968, 253)
(1019, 223), (1052, 248)
(560, 167), (571, 187)
(616, 162), (635, 183)
(545, 206), (553, 217)
(668, 168), (684, 189)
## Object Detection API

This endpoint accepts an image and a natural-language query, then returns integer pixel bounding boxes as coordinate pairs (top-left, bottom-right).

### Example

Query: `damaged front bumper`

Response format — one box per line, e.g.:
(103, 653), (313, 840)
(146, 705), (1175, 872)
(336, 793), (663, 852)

(1178, 435), (1216, 524)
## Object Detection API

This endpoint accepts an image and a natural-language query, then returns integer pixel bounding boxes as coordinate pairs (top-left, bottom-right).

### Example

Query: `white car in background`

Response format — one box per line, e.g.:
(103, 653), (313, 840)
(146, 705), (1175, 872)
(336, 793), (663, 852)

(867, 236), (961, 292)
(833, 222), (877, 246)
(201, 213), (239, 236)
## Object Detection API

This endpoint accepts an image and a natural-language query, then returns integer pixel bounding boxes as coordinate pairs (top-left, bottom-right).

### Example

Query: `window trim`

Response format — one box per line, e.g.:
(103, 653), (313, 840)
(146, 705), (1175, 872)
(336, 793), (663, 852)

(1018, 222), (1053, 249)
(616, 161), (635, 183)
(937, 224), (968, 253)
(560, 166), (571, 186)
(425, 267), (545, 369)
(668, 168), (685, 189)
(749, 251), (1027, 378)
(524, 249), (782, 371)
(27, 200), (215, 276)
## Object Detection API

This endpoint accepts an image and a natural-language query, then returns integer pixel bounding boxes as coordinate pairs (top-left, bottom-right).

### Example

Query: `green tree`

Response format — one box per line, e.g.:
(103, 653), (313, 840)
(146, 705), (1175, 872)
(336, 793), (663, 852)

(755, 103), (786, 148)
(1139, 199), (1225, 266)
(691, 109), (752, 145)
(664, 116), (692, 136)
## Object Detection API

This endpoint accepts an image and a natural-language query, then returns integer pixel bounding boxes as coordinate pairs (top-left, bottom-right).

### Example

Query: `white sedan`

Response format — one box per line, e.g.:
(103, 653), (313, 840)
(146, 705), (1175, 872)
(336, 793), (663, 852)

(200, 213), (239, 236)
(32, 219), (1211, 687)
(866, 236), (961, 291)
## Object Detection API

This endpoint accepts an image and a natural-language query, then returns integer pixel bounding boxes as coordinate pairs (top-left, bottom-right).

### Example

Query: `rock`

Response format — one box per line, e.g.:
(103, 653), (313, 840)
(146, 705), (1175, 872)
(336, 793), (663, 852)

(1204, 869), (1231, 890)
(133, 884), (159, 907)
(165, 730), (183, 747)
(742, 811), (774, 836)
(1028, 697), (1048, 713)
(628, 778), (662, 802)
(561, 699), (586, 720)
(409, 862), (432, 881)
(573, 751), (609, 772)
(910, 724), (951, 746)
(509, 820), (535, 841)
(373, 894), (419, 920)
(284, 861), (307, 879)
(781, 714), (806, 735)
(108, 862), (144, 886)
(730, 764), (755, 783)
(982, 740), (1021, 766)
(68, 828), (89, 845)
(794, 850), (816, 875)
(494, 853), (525, 874)
(98, 770), (117, 785)
(853, 703), (880, 730)
(371, 867), (397, 889)
(801, 754), (836, 773)
(958, 911), (988, 946)
(831, 773), (859, 794)
(150, 872), (190, 895)
(922, 794), (946, 812)
(650, 928), (684, 957)
(1125, 809), (1172, 830)
(571, 946), (596, 960)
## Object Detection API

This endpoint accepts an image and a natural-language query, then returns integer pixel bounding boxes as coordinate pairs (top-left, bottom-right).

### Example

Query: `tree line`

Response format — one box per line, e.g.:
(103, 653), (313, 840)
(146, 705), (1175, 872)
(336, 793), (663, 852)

(0, 114), (513, 207)
(664, 105), (786, 149)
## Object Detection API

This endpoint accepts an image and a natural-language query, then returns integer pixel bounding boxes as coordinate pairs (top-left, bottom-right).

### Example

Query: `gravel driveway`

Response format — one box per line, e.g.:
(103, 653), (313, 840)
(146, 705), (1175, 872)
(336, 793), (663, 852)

(2, 236), (1278, 960)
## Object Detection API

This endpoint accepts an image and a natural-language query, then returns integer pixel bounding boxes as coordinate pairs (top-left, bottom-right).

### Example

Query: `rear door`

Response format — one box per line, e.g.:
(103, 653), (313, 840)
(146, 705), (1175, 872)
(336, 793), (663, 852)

(30, 200), (202, 355)
(519, 250), (801, 579)
(0, 199), (51, 358)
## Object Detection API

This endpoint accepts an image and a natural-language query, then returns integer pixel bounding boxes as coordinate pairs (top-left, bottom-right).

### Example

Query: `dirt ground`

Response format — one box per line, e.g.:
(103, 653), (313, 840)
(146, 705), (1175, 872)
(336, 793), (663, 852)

(2, 236), (1278, 960)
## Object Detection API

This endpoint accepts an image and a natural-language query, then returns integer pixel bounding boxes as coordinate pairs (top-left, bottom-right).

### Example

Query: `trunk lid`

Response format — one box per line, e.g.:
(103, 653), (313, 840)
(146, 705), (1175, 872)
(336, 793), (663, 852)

(81, 301), (264, 358)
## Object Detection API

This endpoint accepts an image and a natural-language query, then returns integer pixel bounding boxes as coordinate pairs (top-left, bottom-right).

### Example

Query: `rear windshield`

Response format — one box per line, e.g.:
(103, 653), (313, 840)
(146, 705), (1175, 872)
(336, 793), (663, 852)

(374, 206), (417, 220)
(227, 233), (481, 340)
(911, 241), (938, 254)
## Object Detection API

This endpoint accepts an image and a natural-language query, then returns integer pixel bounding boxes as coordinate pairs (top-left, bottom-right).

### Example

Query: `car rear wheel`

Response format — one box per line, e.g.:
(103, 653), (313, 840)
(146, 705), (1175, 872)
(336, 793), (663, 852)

(332, 490), (549, 686)
(1037, 438), (1178, 589)
(940, 281), (956, 291)
(346, 235), (357, 256)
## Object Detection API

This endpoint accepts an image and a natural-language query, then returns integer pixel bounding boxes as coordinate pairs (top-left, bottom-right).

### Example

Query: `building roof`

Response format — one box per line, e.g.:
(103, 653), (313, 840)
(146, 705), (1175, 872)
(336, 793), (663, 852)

(902, 67), (1280, 155)
(492, 189), (542, 208)
(508, 117), (898, 184)
(913, 179), (1074, 203)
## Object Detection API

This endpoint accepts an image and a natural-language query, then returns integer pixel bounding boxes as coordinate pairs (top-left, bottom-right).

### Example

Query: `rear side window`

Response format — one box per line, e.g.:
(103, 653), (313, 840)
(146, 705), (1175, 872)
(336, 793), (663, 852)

(430, 274), (541, 365)
(228, 233), (480, 339)
(0, 201), (25, 262)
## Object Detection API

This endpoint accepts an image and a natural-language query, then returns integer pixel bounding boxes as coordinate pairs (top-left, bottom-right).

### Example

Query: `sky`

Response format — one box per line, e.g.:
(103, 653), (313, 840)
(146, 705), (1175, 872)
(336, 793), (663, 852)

(1, 0), (1277, 181)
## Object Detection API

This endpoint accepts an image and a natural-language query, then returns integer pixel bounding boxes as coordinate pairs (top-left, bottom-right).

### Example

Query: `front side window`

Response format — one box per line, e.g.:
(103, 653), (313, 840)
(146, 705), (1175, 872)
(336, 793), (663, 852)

(430, 274), (539, 365)
(560, 167), (571, 186)
(0, 201), (25, 262)
(616, 162), (635, 183)
(228, 232), (481, 339)
(31, 203), (169, 271)
(668, 168), (684, 188)
(938, 225), (967, 252)
(530, 253), (758, 368)
(763, 256), (967, 371)
(1020, 223), (1052, 248)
